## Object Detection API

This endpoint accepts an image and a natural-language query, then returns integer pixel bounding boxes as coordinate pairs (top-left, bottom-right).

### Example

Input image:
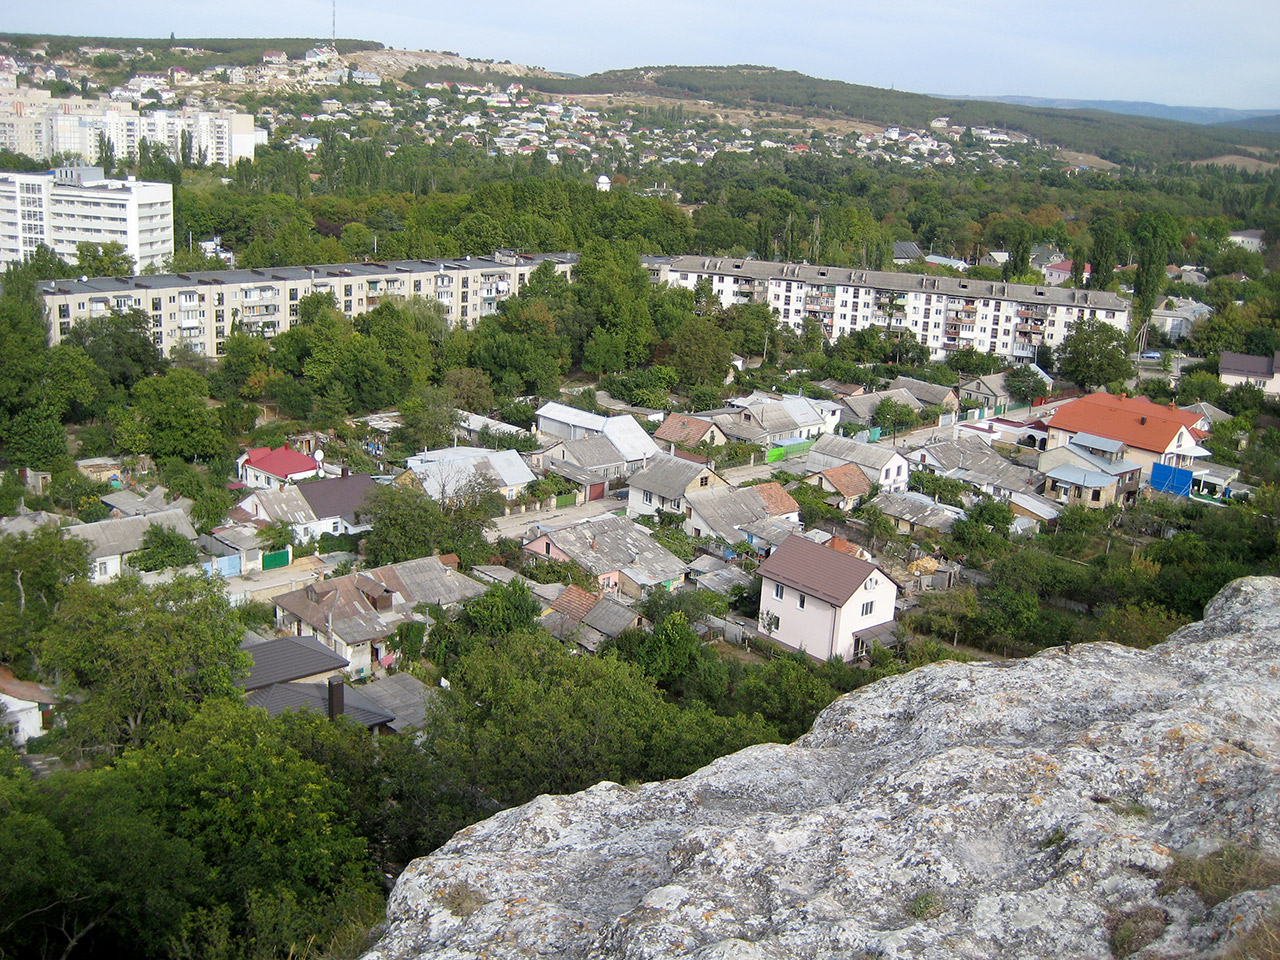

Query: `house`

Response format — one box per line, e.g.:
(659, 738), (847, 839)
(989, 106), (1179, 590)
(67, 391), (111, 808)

(892, 241), (925, 264)
(532, 409), (658, 474)
(1046, 393), (1211, 476)
(273, 556), (487, 677)
(541, 584), (646, 653)
(455, 411), (533, 445)
(239, 630), (350, 692)
(683, 482), (800, 554)
(806, 434), (910, 493)
(295, 473), (380, 538)
(547, 436), (628, 480)
(247, 677), (395, 731)
(1038, 433), (1143, 508)
(521, 514), (688, 598)
(908, 436), (1041, 497)
(886, 376), (960, 411)
(543, 458), (608, 503)
(653, 413), (727, 449)
(626, 455), (728, 517)
(600, 416), (660, 473)
(238, 446), (322, 489)
(535, 401), (608, 440)
(704, 392), (840, 446)
(100, 485), (191, 518)
(756, 535), (899, 662)
(1220, 351), (1280, 397)
(400, 447), (535, 502)
(803, 462), (874, 510)
(1227, 229), (1265, 254)
(688, 555), (756, 595)
(0, 665), (55, 747)
(356, 671), (433, 733)
(959, 366), (1051, 409)
(66, 508), (198, 582)
(841, 388), (925, 425)
(869, 490), (964, 536)
(1042, 260), (1089, 286)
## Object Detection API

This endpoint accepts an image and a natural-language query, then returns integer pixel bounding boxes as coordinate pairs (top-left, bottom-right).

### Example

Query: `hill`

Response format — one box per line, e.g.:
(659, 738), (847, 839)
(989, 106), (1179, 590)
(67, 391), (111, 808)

(947, 94), (1280, 127)
(0, 33), (382, 66)
(1215, 113), (1280, 133)
(397, 63), (1280, 166)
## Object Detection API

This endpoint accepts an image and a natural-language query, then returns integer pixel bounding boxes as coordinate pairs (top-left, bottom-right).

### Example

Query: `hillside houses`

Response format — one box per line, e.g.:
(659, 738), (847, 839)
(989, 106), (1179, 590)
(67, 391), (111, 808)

(1046, 393), (1210, 477)
(683, 482), (801, 556)
(698, 392), (841, 447)
(626, 455), (729, 518)
(399, 447), (535, 502)
(807, 435), (910, 494)
(521, 514), (688, 598)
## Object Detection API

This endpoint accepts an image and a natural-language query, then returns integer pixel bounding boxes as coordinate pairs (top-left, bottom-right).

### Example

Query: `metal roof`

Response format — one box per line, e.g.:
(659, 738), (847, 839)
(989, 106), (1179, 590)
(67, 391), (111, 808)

(601, 416), (660, 463)
(627, 454), (709, 499)
(756, 535), (883, 607)
(246, 681), (393, 729)
(239, 633), (349, 690)
(536, 401), (608, 432)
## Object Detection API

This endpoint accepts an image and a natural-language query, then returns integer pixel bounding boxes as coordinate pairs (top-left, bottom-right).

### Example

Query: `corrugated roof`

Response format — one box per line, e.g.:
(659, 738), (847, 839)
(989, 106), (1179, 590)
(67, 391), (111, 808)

(563, 436), (627, 470)
(357, 671), (432, 732)
(551, 584), (599, 622)
(602, 416), (660, 463)
(536, 401), (608, 432)
(581, 596), (642, 637)
(756, 535), (881, 606)
(251, 486), (317, 526)
(816, 463), (873, 499)
(628, 455), (708, 499)
(239, 634), (349, 690)
(808, 434), (900, 472)
(686, 486), (770, 543)
(533, 514), (687, 583)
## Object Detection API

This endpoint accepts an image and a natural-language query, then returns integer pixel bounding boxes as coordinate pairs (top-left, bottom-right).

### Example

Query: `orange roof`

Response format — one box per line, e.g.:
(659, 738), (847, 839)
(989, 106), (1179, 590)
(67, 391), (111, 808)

(751, 481), (800, 516)
(1047, 394), (1199, 453)
(819, 463), (873, 499)
(551, 584), (599, 622)
(654, 414), (715, 446)
(827, 536), (871, 560)
(0, 665), (54, 704)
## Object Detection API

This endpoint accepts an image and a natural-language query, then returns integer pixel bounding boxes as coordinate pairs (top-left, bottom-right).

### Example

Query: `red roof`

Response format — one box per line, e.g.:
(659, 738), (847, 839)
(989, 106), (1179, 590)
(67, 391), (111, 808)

(1048, 394), (1200, 453)
(751, 481), (800, 517)
(818, 463), (873, 499)
(551, 584), (599, 622)
(243, 446), (319, 480)
(654, 414), (715, 446)
(0, 665), (54, 704)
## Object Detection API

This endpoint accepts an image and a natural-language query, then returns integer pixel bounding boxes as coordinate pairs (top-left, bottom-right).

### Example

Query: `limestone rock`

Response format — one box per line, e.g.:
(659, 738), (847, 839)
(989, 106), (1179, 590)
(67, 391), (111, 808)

(364, 577), (1280, 959)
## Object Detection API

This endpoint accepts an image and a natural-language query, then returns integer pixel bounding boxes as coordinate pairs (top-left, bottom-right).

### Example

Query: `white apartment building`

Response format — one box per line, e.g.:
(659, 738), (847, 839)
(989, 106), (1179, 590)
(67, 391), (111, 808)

(0, 166), (173, 270)
(0, 91), (258, 167)
(650, 255), (1131, 364)
(39, 251), (577, 358)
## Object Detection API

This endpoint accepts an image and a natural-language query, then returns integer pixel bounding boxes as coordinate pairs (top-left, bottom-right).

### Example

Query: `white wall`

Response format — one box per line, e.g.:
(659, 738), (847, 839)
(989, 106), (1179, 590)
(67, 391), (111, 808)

(1, 692), (47, 746)
(759, 572), (896, 661)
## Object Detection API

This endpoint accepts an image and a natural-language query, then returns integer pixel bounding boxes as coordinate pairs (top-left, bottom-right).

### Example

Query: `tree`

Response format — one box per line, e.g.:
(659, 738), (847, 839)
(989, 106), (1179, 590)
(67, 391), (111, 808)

(255, 519), (295, 553)
(127, 368), (225, 461)
(127, 524), (199, 572)
(603, 611), (702, 687)
(0, 526), (88, 672)
(63, 310), (164, 390)
(75, 241), (135, 278)
(40, 575), (249, 753)
(872, 398), (918, 438)
(671, 315), (731, 387)
(1004, 365), (1050, 405)
(1056, 317), (1133, 392)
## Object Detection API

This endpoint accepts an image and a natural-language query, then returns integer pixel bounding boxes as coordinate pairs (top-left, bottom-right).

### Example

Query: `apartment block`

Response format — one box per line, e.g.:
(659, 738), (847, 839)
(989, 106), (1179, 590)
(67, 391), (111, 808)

(650, 255), (1131, 364)
(39, 251), (577, 358)
(0, 166), (173, 270)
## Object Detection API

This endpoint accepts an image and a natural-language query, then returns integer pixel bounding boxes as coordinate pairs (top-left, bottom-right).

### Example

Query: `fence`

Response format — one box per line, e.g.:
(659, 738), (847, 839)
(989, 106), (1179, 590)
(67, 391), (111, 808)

(262, 548), (291, 571)
(766, 438), (817, 463)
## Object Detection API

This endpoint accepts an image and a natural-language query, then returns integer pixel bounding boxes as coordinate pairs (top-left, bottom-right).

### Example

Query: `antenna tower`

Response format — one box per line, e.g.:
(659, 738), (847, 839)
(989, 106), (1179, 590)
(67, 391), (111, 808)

(332, 0), (336, 43)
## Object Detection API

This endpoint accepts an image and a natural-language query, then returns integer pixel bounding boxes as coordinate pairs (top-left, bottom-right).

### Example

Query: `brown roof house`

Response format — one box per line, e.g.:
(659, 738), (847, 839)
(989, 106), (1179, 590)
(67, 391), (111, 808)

(803, 462), (874, 510)
(654, 413), (728, 449)
(273, 556), (486, 678)
(756, 535), (899, 662)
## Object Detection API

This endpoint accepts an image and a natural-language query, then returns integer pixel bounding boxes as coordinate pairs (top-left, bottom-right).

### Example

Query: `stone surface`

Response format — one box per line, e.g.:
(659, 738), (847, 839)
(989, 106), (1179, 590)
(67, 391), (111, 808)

(364, 577), (1280, 959)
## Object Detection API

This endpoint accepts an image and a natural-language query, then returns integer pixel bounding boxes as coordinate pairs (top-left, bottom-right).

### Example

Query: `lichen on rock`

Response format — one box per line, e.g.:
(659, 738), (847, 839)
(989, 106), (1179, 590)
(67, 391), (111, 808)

(363, 577), (1280, 959)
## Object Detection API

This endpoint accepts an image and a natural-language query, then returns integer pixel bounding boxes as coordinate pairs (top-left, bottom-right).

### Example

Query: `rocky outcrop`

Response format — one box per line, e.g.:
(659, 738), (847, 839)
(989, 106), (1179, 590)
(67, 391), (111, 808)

(364, 578), (1280, 959)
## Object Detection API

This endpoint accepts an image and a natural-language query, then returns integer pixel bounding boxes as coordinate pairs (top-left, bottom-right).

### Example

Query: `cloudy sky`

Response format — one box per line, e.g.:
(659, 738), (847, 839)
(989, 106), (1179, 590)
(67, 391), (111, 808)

(10, 0), (1278, 110)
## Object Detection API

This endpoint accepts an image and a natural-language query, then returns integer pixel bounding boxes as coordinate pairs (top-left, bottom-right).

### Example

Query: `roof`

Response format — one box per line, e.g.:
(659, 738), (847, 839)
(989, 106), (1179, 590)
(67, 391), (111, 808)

(551, 584), (599, 622)
(531, 514), (687, 583)
(0, 665), (55, 704)
(1045, 464), (1117, 489)
(627, 455), (711, 499)
(582, 596), (642, 637)
(911, 436), (1038, 491)
(750, 481), (799, 517)
(815, 462), (873, 499)
(66, 508), (197, 560)
(407, 448), (534, 498)
(296, 474), (380, 524)
(544, 458), (605, 486)
(1071, 432), (1126, 454)
(886, 377), (956, 407)
(249, 486), (316, 526)
(243, 446), (319, 480)
(870, 491), (963, 533)
(1179, 401), (1232, 425)
(239, 634), (349, 690)
(246, 681), (393, 729)
(654, 414), (716, 446)
(356, 671), (432, 732)
(1047, 394), (1200, 454)
(101, 485), (190, 517)
(1219, 350), (1278, 379)
(563, 436), (627, 470)
(686, 486), (774, 544)
(843, 389), (924, 422)
(757, 535), (884, 606)
(536, 401), (608, 432)
(602, 416), (660, 463)
(274, 556), (486, 643)
(807, 434), (900, 473)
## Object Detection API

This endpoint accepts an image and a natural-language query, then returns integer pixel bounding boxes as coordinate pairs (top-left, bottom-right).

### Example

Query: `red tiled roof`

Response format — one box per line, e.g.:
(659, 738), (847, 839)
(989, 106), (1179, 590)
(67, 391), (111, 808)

(654, 414), (715, 446)
(827, 537), (871, 560)
(1047, 393), (1199, 453)
(244, 446), (319, 480)
(751, 481), (800, 516)
(819, 463), (873, 499)
(0, 665), (54, 704)
(551, 584), (599, 622)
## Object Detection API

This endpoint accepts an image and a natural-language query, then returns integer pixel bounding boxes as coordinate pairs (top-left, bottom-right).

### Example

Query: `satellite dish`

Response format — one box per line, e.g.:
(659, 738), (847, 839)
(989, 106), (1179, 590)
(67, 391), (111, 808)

(314, 449), (325, 463)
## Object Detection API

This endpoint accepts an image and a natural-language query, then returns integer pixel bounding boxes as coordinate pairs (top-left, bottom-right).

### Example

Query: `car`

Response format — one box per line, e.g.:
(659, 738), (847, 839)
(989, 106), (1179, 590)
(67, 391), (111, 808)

(1140, 351), (1162, 360)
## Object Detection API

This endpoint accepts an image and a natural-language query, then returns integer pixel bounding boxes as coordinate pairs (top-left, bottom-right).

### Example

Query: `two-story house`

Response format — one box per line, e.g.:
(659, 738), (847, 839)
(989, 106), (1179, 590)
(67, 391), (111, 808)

(806, 434), (910, 493)
(626, 455), (729, 518)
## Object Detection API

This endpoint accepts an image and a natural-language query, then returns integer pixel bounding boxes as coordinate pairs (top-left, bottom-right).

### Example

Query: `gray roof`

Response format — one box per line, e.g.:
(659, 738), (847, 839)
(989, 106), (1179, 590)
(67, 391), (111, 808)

(239, 633), (349, 691)
(887, 377), (957, 407)
(690, 563), (755, 595)
(1179, 402), (1232, 425)
(1044, 464), (1117, 489)
(807, 434), (900, 474)
(544, 457), (604, 486)
(842, 389), (924, 422)
(250, 486), (317, 526)
(0, 510), (67, 538)
(101, 485), (192, 517)
(870, 491), (963, 533)
(536, 401), (608, 432)
(686, 486), (771, 543)
(581, 596), (644, 638)
(535, 514), (687, 584)
(407, 448), (534, 498)
(1071, 432), (1126, 454)
(911, 437), (1038, 492)
(246, 681), (394, 729)
(601, 416), (660, 463)
(1219, 351), (1278, 379)
(563, 436), (627, 470)
(297, 473), (380, 524)
(628, 454), (708, 499)
(356, 671), (433, 732)
(66, 508), (197, 560)
(738, 516), (803, 548)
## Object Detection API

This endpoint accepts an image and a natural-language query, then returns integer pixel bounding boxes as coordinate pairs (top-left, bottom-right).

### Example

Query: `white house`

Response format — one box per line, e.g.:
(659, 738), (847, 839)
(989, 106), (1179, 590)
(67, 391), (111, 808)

(401, 447), (535, 502)
(0, 666), (55, 747)
(66, 508), (199, 582)
(237, 446), (323, 489)
(756, 535), (899, 662)
(806, 434), (910, 493)
(626, 455), (728, 518)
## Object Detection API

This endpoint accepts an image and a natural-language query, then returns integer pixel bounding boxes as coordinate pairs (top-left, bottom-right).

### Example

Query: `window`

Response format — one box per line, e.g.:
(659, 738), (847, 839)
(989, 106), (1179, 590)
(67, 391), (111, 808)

(773, 582), (784, 600)
(344, 284), (353, 296)
(699, 476), (709, 487)
(797, 593), (806, 609)
(332, 521), (340, 532)
(860, 600), (875, 618)
(544, 541), (551, 556)
(643, 490), (653, 505)
(98, 561), (108, 577)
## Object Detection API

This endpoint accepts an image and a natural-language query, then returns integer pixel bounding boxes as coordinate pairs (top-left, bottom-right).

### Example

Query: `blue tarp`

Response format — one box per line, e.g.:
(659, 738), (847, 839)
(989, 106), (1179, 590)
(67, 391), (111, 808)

(1150, 462), (1193, 498)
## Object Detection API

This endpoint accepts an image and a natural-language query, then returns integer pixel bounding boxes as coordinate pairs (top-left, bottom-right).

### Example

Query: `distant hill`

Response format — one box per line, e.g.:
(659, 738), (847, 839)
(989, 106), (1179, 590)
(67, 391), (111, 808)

(0, 33), (382, 65)
(945, 95), (1279, 127)
(1214, 114), (1280, 133)
(484, 65), (1280, 166)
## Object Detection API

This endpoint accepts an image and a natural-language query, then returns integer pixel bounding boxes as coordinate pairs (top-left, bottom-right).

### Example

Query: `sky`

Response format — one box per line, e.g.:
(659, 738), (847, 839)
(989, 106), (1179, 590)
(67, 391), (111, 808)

(8, 0), (1279, 111)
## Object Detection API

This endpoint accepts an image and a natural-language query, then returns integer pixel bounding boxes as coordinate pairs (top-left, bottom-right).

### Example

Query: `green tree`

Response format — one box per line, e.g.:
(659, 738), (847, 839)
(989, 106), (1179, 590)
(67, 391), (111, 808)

(0, 526), (89, 672)
(63, 310), (165, 390)
(1056, 317), (1133, 392)
(872, 398), (918, 437)
(127, 368), (225, 461)
(127, 523), (199, 572)
(604, 611), (702, 687)
(671, 315), (732, 387)
(41, 575), (249, 754)
(75, 241), (135, 278)
(1004, 365), (1050, 405)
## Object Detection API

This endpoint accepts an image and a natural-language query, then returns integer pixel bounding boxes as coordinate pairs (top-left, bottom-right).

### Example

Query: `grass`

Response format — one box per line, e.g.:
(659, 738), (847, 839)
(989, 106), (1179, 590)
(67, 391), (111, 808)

(1161, 844), (1280, 907)
(1225, 911), (1280, 960)
(1039, 827), (1068, 850)
(1113, 801), (1150, 819)
(906, 891), (944, 921)
(1106, 905), (1169, 958)
(437, 880), (488, 917)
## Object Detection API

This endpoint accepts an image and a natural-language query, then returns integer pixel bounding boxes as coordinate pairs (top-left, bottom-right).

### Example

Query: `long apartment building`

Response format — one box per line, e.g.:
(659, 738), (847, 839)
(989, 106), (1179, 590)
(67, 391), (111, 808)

(0, 91), (258, 167)
(39, 251), (577, 358)
(0, 166), (173, 270)
(649, 255), (1131, 363)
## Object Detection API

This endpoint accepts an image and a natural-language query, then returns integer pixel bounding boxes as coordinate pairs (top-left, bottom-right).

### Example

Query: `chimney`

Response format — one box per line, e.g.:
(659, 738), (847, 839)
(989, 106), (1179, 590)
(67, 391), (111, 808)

(327, 676), (344, 720)
(1140, 416), (1147, 425)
